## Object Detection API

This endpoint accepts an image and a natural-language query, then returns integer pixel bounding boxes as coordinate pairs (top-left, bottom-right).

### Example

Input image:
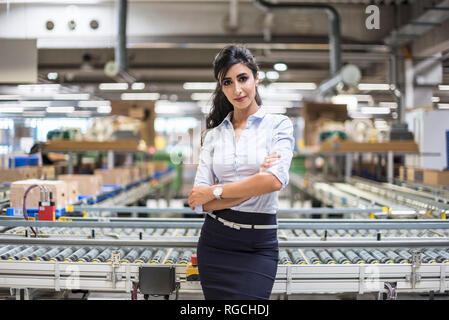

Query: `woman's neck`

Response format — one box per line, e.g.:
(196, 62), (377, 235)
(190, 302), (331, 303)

(232, 103), (259, 126)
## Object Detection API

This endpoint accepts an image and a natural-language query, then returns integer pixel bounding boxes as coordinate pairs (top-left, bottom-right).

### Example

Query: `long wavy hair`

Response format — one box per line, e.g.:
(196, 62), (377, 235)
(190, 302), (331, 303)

(205, 45), (262, 131)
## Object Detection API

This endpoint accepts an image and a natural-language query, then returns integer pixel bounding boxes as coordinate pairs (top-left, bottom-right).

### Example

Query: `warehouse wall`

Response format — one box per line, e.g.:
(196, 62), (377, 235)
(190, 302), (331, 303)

(406, 109), (449, 170)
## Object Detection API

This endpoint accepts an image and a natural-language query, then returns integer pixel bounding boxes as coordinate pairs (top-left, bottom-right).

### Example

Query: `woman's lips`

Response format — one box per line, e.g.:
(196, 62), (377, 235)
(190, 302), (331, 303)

(235, 96), (246, 102)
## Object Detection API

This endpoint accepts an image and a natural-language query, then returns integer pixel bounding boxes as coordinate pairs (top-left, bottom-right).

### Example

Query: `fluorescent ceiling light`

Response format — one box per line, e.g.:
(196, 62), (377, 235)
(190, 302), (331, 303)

(99, 83), (129, 90)
(0, 95), (20, 100)
(97, 106), (112, 113)
(432, 97), (440, 103)
(18, 84), (60, 91)
(20, 101), (51, 108)
(360, 106), (390, 114)
(262, 100), (294, 108)
(183, 82), (216, 90)
(68, 111), (92, 117)
(262, 106), (287, 114)
(47, 72), (58, 80)
(53, 93), (90, 100)
(191, 93), (213, 101)
(260, 93), (302, 101)
(78, 100), (111, 108)
(258, 71), (265, 80)
(438, 103), (449, 109)
(0, 107), (24, 113)
(269, 82), (316, 90)
(46, 106), (75, 113)
(266, 71), (279, 81)
(131, 82), (146, 90)
(22, 111), (46, 117)
(274, 63), (288, 72)
(155, 105), (181, 114)
(349, 113), (372, 119)
(121, 93), (160, 100)
(354, 94), (373, 102)
(331, 95), (357, 111)
(438, 85), (449, 91)
(358, 83), (391, 91)
(379, 102), (398, 108)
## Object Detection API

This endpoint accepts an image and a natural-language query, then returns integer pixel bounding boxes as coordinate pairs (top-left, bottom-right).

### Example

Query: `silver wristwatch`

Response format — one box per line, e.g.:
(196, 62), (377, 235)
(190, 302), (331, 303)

(213, 185), (223, 200)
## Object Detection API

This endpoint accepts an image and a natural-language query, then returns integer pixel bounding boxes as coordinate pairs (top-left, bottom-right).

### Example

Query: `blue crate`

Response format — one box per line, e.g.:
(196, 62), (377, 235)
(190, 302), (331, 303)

(8, 155), (39, 168)
(7, 207), (66, 219)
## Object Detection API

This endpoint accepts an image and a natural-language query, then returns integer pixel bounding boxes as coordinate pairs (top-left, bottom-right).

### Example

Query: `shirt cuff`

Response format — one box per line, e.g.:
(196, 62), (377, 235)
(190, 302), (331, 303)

(195, 205), (212, 214)
(265, 168), (288, 191)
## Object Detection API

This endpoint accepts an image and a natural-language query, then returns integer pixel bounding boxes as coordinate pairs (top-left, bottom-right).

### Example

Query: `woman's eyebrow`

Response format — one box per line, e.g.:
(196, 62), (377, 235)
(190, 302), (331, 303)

(222, 73), (249, 81)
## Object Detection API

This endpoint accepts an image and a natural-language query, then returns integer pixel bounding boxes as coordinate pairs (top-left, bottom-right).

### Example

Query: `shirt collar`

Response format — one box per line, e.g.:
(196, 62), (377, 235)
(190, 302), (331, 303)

(220, 106), (266, 127)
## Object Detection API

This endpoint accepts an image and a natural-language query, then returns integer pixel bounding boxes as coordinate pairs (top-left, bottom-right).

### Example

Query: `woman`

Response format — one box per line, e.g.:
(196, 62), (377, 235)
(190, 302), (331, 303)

(188, 45), (294, 300)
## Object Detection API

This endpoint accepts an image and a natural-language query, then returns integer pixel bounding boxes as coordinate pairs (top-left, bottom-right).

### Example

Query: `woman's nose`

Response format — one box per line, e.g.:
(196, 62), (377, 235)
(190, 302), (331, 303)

(234, 82), (242, 94)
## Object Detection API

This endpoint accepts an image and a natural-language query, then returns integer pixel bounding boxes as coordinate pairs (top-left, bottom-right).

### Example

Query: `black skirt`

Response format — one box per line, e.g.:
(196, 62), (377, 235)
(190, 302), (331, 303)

(196, 209), (279, 300)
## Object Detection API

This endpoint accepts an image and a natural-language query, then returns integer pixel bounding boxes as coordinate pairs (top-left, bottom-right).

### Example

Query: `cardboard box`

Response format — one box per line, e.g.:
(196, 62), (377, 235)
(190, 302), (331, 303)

(94, 168), (131, 187)
(399, 166), (406, 180)
(302, 102), (349, 147)
(10, 179), (68, 209)
(128, 165), (141, 183)
(64, 180), (79, 204)
(58, 174), (103, 196)
(37, 166), (55, 180)
(406, 167), (424, 182)
(137, 161), (155, 178)
(423, 169), (449, 186)
(152, 160), (168, 172)
(111, 100), (155, 147)
(0, 167), (39, 183)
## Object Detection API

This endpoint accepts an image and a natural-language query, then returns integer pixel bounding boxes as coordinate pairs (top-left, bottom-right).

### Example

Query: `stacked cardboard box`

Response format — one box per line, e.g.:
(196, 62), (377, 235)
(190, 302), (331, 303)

(152, 160), (168, 172)
(136, 161), (155, 179)
(0, 167), (39, 183)
(423, 169), (449, 186)
(398, 167), (448, 186)
(37, 166), (55, 180)
(64, 180), (79, 204)
(94, 168), (131, 187)
(128, 165), (141, 183)
(406, 167), (424, 183)
(302, 102), (349, 147)
(58, 174), (103, 196)
(399, 166), (407, 181)
(10, 179), (68, 209)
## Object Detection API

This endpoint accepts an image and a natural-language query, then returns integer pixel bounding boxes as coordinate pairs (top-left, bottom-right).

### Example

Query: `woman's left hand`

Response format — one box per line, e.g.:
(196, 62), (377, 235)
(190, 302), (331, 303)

(188, 186), (215, 209)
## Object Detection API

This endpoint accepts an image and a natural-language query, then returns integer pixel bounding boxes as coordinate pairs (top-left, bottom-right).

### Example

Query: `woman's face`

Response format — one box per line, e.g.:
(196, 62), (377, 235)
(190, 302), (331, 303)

(220, 63), (259, 112)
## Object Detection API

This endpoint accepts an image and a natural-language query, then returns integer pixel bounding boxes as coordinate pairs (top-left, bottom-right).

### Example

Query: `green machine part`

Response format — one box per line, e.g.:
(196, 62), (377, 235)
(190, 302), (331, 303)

(290, 155), (306, 175)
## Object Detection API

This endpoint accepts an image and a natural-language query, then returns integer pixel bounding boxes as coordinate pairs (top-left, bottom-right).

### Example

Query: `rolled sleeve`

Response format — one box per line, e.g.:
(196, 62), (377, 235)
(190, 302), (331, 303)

(265, 116), (294, 191)
(192, 130), (215, 213)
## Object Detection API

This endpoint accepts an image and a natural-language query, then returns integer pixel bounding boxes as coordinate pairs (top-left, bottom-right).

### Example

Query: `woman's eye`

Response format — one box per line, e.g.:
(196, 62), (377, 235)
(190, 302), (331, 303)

(238, 76), (248, 82)
(223, 80), (231, 86)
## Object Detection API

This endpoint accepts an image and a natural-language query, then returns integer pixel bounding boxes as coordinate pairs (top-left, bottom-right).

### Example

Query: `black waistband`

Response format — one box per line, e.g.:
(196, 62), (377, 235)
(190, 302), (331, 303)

(211, 209), (276, 226)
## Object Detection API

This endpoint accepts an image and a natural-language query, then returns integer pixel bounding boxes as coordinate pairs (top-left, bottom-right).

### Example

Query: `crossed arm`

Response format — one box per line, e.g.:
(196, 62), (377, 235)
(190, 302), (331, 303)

(188, 154), (281, 211)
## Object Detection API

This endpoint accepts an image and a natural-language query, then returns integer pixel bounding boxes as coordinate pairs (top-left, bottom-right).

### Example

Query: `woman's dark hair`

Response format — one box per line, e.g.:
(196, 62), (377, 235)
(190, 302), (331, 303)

(205, 45), (262, 130)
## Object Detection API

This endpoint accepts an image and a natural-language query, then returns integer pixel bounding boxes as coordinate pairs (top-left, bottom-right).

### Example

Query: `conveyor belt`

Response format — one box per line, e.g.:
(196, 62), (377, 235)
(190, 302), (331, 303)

(1, 219), (448, 298)
(1, 244), (448, 265)
(290, 173), (449, 218)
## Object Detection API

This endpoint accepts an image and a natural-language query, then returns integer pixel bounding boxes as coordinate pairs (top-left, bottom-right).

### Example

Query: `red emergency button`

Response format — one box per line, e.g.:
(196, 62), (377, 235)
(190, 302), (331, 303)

(191, 253), (197, 266)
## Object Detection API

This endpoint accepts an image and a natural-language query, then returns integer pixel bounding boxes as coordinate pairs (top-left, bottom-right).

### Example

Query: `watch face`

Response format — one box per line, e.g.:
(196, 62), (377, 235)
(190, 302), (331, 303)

(214, 186), (222, 197)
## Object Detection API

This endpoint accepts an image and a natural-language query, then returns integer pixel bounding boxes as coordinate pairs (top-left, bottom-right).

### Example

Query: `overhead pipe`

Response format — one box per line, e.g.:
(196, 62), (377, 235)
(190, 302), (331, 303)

(253, 0), (360, 97)
(115, 0), (135, 83)
(253, 0), (342, 76)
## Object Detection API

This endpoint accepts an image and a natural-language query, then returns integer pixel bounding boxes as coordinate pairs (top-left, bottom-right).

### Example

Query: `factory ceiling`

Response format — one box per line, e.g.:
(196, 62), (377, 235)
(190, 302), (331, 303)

(0, 0), (448, 111)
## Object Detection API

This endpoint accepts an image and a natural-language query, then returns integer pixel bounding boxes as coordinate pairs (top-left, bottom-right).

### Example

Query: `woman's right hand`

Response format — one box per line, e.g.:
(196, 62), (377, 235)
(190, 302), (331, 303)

(259, 152), (280, 173)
